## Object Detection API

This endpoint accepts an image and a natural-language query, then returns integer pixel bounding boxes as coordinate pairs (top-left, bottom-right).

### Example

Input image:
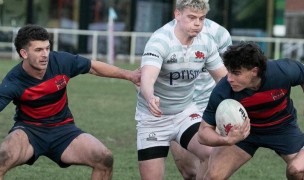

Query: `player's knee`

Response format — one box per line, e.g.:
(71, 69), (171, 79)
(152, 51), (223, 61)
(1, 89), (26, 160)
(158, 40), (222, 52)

(0, 149), (9, 165)
(204, 168), (227, 180)
(201, 148), (212, 161)
(96, 149), (113, 169)
(90, 147), (113, 170)
(176, 161), (197, 179)
(101, 150), (114, 168)
(204, 172), (221, 180)
(181, 170), (196, 180)
(195, 147), (211, 164)
(103, 150), (113, 168)
(0, 146), (10, 175)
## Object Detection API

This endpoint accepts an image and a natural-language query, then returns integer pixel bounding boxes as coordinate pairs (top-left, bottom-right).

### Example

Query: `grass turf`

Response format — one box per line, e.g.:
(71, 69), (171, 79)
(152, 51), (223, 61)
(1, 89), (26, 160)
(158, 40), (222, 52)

(0, 59), (303, 179)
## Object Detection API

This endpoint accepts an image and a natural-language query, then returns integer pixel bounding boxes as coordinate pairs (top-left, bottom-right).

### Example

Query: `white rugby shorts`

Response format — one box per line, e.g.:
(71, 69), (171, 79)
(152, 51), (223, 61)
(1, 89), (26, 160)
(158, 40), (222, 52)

(135, 103), (202, 150)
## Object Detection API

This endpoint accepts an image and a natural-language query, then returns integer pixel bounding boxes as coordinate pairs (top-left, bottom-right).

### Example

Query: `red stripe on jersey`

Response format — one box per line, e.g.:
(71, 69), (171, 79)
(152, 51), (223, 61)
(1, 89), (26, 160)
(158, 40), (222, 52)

(20, 75), (70, 101)
(247, 98), (288, 119)
(251, 114), (291, 127)
(240, 89), (287, 107)
(23, 117), (74, 127)
(20, 91), (67, 119)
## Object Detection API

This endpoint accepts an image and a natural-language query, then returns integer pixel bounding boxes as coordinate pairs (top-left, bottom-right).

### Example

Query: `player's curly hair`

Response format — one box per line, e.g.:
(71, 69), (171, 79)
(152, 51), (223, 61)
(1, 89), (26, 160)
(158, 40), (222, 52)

(14, 24), (51, 58)
(176, 0), (210, 13)
(223, 42), (267, 78)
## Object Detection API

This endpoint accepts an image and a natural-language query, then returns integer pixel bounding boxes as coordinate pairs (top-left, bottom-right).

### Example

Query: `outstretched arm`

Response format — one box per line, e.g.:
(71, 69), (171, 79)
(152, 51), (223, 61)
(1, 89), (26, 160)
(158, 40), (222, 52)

(140, 65), (162, 117)
(89, 60), (140, 86)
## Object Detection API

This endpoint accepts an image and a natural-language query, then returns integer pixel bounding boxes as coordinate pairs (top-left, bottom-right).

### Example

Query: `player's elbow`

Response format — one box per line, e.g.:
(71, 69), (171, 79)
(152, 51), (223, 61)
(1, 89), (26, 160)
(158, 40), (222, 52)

(197, 126), (209, 145)
(198, 122), (217, 146)
(197, 134), (205, 145)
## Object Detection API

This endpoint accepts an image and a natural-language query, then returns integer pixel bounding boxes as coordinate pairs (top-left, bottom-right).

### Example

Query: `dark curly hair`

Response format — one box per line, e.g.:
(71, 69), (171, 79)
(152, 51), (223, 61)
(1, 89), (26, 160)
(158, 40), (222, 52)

(14, 24), (51, 58)
(223, 42), (267, 78)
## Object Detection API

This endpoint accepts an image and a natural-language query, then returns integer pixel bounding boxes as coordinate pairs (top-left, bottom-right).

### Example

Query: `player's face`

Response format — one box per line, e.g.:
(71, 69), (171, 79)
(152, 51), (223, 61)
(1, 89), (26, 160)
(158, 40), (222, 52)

(21, 40), (50, 72)
(175, 8), (206, 38)
(227, 67), (259, 92)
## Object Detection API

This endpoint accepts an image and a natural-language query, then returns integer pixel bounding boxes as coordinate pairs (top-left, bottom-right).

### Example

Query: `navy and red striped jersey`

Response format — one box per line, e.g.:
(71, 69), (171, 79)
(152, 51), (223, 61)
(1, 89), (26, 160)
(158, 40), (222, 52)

(203, 59), (304, 133)
(0, 51), (91, 126)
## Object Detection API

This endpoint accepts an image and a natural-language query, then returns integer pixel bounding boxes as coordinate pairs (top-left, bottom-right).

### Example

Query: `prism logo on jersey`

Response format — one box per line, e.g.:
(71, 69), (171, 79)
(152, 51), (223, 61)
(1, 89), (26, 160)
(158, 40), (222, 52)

(195, 51), (204, 59)
(169, 69), (200, 85)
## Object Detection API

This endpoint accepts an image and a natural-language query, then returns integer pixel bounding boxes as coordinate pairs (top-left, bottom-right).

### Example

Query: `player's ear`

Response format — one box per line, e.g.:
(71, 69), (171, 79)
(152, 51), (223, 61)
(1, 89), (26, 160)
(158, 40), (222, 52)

(174, 9), (181, 19)
(251, 67), (259, 77)
(20, 49), (28, 59)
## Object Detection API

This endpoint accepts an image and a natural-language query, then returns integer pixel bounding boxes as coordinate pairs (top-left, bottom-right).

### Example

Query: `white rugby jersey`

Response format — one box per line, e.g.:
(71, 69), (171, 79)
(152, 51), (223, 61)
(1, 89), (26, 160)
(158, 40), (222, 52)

(193, 19), (232, 112)
(136, 19), (224, 115)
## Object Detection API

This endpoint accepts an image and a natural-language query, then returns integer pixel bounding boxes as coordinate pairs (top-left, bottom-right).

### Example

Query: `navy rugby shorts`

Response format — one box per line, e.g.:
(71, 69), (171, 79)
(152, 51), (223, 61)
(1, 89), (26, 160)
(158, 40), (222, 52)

(9, 121), (83, 167)
(236, 122), (304, 156)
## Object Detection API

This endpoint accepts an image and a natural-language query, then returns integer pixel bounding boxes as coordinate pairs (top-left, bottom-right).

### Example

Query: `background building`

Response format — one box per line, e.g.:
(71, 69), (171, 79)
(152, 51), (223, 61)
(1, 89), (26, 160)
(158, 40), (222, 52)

(0, 0), (303, 59)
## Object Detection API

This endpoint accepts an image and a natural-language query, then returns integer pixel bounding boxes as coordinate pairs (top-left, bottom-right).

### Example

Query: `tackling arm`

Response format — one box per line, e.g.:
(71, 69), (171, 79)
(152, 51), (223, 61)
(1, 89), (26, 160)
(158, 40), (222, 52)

(89, 60), (140, 86)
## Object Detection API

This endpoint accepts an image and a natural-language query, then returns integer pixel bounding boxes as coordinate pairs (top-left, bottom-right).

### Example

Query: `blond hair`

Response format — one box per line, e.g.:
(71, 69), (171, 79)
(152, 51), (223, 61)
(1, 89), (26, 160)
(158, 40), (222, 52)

(176, 0), (210, 12)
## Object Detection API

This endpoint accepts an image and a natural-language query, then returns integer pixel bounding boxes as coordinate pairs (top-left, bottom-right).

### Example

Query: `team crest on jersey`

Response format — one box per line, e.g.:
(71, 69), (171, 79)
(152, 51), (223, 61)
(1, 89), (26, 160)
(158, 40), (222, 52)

(271, 89), (286, 100)
(195, 51), (204, 59)
(189, 113), (201, 120)
(146, 132), (157, 141)
(167, 54), (177, 63)
(55, 76), (67, 90)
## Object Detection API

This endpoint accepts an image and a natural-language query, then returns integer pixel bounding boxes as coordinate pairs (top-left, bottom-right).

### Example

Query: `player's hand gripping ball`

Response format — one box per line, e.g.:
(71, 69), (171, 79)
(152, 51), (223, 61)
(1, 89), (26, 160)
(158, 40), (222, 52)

(215, 99), (248, 136)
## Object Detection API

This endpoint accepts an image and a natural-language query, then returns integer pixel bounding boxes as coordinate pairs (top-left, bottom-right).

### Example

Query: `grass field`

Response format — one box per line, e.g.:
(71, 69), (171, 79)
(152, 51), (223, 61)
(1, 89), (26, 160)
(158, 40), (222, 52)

(0, 59), (304, 180)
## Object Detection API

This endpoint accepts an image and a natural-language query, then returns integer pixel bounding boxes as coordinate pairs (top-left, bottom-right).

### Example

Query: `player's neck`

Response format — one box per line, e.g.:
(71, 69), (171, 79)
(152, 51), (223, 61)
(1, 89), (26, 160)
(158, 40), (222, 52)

(249, 77), (261, 91)
(22, 62), (46, 80)
(174, 27), (193, 46)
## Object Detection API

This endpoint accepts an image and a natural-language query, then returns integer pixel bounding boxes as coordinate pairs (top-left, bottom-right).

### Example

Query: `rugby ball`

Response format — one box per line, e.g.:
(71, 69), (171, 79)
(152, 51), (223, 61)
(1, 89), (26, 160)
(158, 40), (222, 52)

(215, 99), (248, 136)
